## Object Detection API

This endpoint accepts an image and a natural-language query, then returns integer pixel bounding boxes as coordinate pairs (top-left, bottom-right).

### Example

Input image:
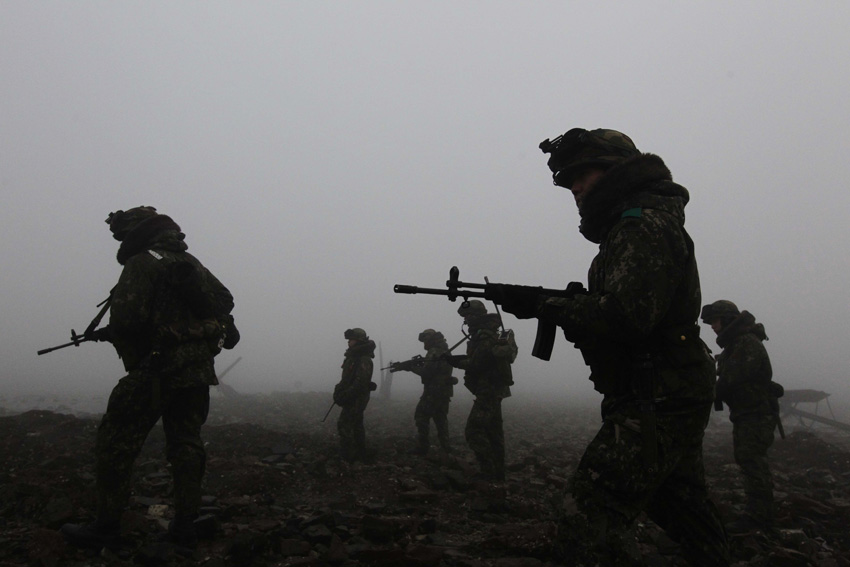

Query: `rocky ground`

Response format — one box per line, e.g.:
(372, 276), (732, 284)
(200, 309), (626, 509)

(1, 390), (850, 567)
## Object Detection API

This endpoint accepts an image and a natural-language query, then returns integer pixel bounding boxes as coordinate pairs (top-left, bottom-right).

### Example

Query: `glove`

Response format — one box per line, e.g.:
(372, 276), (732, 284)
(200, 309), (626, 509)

(86, 326), (112, 343)
(565, 281), (587, 296)
(489, 284), (540, 319)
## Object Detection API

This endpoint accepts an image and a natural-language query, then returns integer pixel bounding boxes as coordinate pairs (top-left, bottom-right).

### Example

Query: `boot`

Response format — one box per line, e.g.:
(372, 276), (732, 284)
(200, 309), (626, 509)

(164, 515), (198, 549)
(60, 520), (120, 549)
(726, 514), (764, 535)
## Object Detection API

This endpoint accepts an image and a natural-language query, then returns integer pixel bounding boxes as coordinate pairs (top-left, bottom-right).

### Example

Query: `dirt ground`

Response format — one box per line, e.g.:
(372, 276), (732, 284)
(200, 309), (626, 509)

(1, 389), (849, 567)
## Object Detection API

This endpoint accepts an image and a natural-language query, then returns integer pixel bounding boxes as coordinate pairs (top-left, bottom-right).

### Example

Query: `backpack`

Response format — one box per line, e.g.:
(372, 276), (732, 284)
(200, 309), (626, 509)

(500, 329), (519, 363)
(168, 257), (240, 352)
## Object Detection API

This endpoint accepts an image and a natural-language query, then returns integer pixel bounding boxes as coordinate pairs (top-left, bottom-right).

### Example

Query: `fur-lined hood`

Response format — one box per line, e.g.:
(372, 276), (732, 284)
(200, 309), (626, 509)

(716, 310), (768, 349)
(116, 214), (187, 265)
(579, 153), (690, 243)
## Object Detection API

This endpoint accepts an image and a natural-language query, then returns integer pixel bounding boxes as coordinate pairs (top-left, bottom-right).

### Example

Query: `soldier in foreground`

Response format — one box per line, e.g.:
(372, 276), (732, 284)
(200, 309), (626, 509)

(61, 206), (237, 550)
(498, 129), (729, 566)
(449, 301), (514, 481)
(407, 329), (456, 455)
(702, 300), (780, 532)
(333, 328), (377, 463)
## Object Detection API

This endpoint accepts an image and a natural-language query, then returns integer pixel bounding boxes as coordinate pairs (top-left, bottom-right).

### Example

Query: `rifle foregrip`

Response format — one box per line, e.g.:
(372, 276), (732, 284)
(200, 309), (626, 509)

(531, 320), (556, 361)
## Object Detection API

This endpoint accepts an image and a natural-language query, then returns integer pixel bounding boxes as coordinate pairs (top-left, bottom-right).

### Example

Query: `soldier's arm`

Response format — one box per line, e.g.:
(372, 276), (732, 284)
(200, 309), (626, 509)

(356, 358), (374, 392)
(109, 254), (159, 342)
(723, 337), (772, 391)
(538, 216), (683, 343)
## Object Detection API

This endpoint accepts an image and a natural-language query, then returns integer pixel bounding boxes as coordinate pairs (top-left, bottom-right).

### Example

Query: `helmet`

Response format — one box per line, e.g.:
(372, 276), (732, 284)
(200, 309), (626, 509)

(701, 300), (740, 323)
(457, 300), (487, 318)
(418, 328), (443, 343)
(539, 128), (639, 188)
(106, 206), (158, 241)
(344, 327), (369, 341)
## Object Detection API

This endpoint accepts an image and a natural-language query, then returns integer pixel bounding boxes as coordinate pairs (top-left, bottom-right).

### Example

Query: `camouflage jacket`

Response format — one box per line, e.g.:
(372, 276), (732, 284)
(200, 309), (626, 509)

(537, 153), (715, 416)
(410, 340), (454, 399)
(457, 327), (513, 399)
(110, 224), (233, 388)
(334, 340), (376, 407)
(715, 311), (774, 421)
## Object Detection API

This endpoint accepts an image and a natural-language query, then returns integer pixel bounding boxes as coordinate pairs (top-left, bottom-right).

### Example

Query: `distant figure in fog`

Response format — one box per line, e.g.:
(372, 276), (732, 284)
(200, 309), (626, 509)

(702, 300), (782, 533)
(407, 328), (456, 455)
(333, 328), (376, 463)
(448, 300), (515, 481)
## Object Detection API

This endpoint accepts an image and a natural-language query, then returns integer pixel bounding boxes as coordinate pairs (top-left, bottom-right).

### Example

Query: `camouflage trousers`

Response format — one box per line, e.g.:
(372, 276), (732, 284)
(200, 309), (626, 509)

(95, 369), (210, 525)
(465, 395), (505, 480)
(337, 394), (370, 462)
(414, 393), (451, 452)
(555, 403), (729, 567)
(733, 414), (776, 525)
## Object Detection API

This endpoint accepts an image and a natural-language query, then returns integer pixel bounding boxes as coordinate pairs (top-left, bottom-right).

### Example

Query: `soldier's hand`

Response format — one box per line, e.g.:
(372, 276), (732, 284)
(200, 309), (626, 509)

(86, 326), (112, 343)
(490, 284), (541, 319)
(565, 281), (587, 296)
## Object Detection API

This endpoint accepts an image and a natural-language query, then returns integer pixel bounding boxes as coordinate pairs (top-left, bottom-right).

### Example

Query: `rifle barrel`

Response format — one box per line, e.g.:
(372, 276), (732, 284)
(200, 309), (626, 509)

(37, 339), (87, 356)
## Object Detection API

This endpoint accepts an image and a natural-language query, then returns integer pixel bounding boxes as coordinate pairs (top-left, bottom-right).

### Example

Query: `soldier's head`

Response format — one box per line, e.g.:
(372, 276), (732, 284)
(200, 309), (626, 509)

(457, 300), (487, 326)
(418, 328), (444, 346)
(344, 327), (369, 346)
(539, 128), (639, 209)
(701, 300), (740, 334)
(105, 206), (159, 241)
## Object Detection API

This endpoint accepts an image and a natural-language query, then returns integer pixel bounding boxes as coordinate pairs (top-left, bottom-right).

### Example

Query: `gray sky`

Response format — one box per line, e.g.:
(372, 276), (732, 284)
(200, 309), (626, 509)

(2, 2), (849, 412)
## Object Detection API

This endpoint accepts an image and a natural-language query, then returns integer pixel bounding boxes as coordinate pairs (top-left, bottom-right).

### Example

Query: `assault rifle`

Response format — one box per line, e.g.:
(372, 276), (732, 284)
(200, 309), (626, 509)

(381, 334), (470, 373)
(394, 267), (584, 361)
(382, 355), (426, 373)
(37, 295), (112, 356)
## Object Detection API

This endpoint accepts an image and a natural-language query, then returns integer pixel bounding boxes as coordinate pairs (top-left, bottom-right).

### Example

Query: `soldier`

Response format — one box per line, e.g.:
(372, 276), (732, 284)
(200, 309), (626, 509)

(333, 328), (376, 463)
(449, 300), (514, 481)
(61, 206), (237, 550)
(498, 129), (729, 566)
(408, 329), (456, 455)
(702, 300), (779, 532)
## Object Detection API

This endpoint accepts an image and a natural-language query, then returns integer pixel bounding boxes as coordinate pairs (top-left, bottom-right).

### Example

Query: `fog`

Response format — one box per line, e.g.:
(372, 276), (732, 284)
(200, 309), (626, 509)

(2, 3), (849, 418)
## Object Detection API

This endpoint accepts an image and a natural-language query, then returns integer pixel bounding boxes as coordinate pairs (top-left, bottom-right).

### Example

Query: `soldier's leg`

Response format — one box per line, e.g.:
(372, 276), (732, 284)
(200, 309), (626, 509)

(433, 397), (451, 452)
(465, 397), (497, 477)
(337, 405), (356, 462)
(733, 416), (775, 526)
(490, 400), (505, 480)
(647, 409), (730, 567)
(95, 371), (163, 525)
(161, 385), (210, 520)
(354, 395), (369, 458)
(555, 419), (648, 567)
(413, 396), (431, 453)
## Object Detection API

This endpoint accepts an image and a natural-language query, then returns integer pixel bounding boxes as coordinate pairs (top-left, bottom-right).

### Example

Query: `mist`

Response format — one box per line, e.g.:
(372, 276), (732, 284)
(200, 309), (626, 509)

(2, 3), (849, 420)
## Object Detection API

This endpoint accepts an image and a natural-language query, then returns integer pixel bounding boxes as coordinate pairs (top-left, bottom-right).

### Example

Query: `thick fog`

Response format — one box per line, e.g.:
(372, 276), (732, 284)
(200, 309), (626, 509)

(2, 3), (849, 416)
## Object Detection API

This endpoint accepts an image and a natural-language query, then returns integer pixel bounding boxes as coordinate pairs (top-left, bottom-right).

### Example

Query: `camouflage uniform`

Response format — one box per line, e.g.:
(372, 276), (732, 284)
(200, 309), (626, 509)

(409, 330), (455, 454)
(703, 303), (777, 528)
(505, 129), (729, 566)
(333, 328), (376, 463)
(453, 305), (514, 481)
(63, 206), (235, 547)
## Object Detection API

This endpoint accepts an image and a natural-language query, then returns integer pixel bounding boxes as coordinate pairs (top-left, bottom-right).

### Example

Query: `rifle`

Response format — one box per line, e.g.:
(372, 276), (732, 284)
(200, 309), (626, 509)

(394, 267), (583, 361)
(383, 355), (426, 373)
(37, 295), (112, 356)
(321, 401), (336, 423)
(382, 334), (470, 372)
